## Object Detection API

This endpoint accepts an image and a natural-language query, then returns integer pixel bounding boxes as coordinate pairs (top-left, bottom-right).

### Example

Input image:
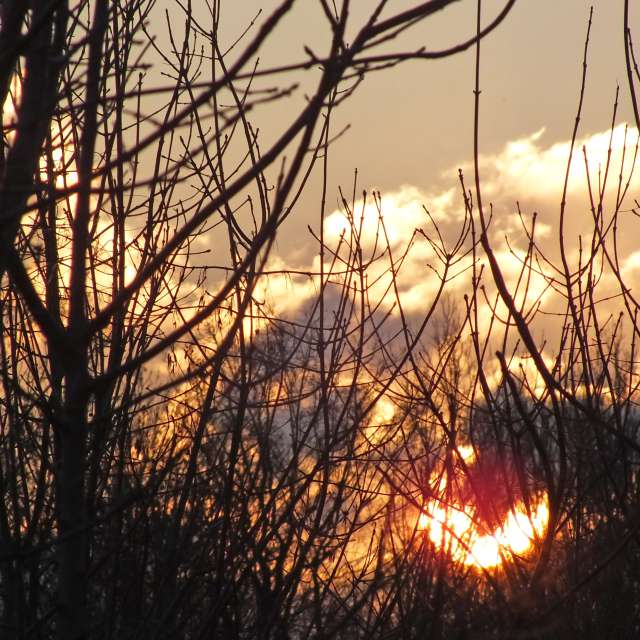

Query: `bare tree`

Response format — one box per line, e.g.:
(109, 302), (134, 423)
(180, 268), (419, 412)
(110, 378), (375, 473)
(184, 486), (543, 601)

(7, 1), (640, 639)
(0, 1), (522, 639)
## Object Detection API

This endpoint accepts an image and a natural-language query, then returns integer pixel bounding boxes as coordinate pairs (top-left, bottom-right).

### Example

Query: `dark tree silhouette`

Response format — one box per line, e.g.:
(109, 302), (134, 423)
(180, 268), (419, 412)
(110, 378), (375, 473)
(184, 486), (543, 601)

(4, 2), (640, 640)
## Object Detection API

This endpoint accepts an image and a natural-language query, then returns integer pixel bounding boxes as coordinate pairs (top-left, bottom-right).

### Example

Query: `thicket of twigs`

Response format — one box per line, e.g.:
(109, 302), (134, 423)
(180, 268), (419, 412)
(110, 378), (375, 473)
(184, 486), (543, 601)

(2, 1), (640, 639)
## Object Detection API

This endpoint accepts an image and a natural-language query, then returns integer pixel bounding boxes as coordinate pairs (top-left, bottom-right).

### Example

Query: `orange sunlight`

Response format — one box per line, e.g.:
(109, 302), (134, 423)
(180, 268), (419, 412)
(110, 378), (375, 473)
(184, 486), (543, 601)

(416, 446), (549, 568)
(418, 495), (549, 569)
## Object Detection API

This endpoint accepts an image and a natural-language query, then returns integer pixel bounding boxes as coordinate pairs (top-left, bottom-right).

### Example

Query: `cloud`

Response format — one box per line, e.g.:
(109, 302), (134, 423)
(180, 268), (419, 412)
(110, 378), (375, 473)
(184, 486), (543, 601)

(201, 124), (640, 432)
(463, 125), (640, 262)
(469, 124), (640, 202)
(244, 124), (640, 376)
(324, 185), (455, 249)
(320, 185), (470, 316)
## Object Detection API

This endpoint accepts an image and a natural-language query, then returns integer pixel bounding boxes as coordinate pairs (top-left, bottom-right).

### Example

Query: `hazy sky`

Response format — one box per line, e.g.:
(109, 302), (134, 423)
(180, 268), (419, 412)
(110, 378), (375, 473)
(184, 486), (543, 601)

(215, 1), (633, 234)
(162, 1), (640, 333)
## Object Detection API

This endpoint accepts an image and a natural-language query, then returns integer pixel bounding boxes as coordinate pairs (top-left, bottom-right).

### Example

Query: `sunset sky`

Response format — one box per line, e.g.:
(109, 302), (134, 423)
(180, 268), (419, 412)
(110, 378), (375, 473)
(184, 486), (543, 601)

(7, 3), (640, 635)
(191, 1), (640, 333)
(218, 1), (634, 235)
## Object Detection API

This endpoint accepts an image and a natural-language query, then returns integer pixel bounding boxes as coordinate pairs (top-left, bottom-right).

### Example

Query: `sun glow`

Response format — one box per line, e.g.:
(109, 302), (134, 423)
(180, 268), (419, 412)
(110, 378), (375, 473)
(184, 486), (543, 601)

(418, 495), (549, 569)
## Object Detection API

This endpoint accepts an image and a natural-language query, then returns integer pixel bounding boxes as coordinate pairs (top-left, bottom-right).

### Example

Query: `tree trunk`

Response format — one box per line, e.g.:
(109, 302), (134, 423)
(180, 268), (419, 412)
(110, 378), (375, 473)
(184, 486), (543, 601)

(55, 370), (88, 640)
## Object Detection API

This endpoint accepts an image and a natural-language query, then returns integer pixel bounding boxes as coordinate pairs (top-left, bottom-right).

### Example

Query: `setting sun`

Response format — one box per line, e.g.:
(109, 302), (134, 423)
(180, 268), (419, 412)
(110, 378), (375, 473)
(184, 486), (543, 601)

(418, 495), (549, 569)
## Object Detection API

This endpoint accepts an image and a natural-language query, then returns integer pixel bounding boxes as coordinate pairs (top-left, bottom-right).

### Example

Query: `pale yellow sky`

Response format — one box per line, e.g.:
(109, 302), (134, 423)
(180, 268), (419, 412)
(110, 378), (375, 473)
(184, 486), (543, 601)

(212, 0), (633, 243)
(149, 1), (640, 336)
